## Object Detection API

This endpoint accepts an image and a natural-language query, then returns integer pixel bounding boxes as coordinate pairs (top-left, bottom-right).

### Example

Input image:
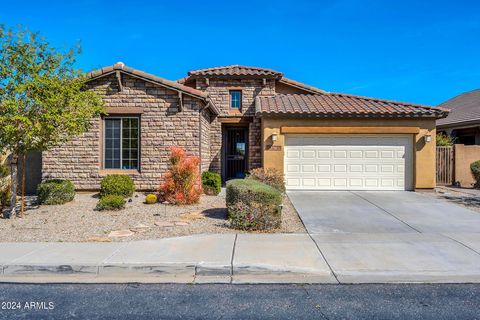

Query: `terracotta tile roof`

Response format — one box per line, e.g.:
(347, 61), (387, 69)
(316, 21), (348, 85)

(437, 89), (480, 127)
(256, 94), (449, 118)
(86, 63), (220, 115)
(87, 62), (208, 99)
(187, 65), (283, 78)
(278, 77), (328, 94)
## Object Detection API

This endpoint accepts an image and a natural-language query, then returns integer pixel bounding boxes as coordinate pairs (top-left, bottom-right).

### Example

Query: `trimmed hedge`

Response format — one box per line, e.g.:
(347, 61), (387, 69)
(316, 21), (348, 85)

(247, 168), (285, 193)
(226, 179), (282, 230)
(202, 171), (221, 195)
(471, 160), (480, 188)
(37, 179), (75, 205)
(96, 194), (126, 211)
(100, 175), (135, 198)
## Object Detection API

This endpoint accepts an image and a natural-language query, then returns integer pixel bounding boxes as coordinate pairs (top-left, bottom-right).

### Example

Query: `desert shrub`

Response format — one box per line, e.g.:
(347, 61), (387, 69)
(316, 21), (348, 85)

(145, 194), (158, 204)
(226, 179), (282, 230)
(436, 133), (455, 146)
(0, 161), (11, 211)
(247, 168), (285, 193)
(202, 171), (221, 195)
(96, 194), (126, 211)
(37, 179), (75, 205)
(471, 160), (480, 188)
(159, 146), (203, 205)
(100, 175), (135, 198)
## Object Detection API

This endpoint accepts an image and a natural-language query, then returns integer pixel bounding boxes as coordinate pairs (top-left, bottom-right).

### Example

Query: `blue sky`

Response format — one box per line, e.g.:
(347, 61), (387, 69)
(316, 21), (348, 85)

(1, 0), (479, 105)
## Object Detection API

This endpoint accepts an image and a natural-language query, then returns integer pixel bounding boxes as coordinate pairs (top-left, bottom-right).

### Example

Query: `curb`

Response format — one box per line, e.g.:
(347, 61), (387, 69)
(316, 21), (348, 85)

(0, 262), (333, 284)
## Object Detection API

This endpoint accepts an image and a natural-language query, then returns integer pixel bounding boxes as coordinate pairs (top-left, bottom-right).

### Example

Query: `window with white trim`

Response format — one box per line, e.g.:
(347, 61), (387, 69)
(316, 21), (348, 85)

(104, 117), (139, 170)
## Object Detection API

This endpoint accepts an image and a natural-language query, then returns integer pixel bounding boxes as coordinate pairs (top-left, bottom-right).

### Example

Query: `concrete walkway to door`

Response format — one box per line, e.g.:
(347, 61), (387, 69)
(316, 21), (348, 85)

(288, 191), (480, 283)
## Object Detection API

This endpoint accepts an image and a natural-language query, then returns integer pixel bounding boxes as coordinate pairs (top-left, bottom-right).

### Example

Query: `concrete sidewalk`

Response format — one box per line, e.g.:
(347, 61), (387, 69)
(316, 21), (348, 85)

(2, 232), (480, 284)
(0, 234), (334, 284)
(0, 233), (480, 283)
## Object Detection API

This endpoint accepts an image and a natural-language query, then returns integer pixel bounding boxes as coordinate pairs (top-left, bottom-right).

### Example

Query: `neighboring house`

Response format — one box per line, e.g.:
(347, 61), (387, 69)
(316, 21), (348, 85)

(42, 63), (448, 191)
(437, 89), (480, 144)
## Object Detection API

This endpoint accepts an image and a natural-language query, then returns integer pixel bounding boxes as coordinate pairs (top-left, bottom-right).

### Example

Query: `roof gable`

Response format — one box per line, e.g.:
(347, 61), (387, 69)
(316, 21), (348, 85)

(86, 63), (219, 115)
(87, 63), (208, 99)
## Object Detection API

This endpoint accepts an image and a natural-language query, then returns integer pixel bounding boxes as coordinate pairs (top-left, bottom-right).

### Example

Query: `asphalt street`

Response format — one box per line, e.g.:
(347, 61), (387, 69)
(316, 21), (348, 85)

(0, 283), (479, 319)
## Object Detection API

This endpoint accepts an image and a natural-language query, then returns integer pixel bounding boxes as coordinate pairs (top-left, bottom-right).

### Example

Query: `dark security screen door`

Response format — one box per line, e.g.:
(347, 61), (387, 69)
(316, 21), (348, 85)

(225, 127), (247, 179)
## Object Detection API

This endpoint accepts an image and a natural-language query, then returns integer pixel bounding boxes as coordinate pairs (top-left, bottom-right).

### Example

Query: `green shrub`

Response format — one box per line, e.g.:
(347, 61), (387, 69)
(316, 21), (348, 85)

(96, 194), (126, 211)
(202, 171), (221, 195)
(471, 160), (480, 188)
(145, 194), (158, 204)
(226, 179), (282, 230)
(247, 168), (285, 193)
(37, 179), (75, 205)
(100, 175), (135, 198)
(436, 133), (455, 146)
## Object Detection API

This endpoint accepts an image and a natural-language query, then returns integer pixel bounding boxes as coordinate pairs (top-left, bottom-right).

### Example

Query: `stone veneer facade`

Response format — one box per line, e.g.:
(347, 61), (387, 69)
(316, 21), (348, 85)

(193, 78), (276, 173)
(42, 67), (309, 190)
(42, 73), (211, 190)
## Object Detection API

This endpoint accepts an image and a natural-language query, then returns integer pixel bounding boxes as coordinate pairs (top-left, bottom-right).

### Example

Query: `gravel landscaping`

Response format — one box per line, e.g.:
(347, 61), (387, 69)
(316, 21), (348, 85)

(0, 192), (306, 242)
(420, 186), (480, 214)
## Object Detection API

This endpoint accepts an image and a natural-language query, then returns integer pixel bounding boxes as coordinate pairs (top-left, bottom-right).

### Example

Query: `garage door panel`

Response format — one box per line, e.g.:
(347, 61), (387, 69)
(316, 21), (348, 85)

(317, 164), (331, 172)
(284, 135), (413, 191)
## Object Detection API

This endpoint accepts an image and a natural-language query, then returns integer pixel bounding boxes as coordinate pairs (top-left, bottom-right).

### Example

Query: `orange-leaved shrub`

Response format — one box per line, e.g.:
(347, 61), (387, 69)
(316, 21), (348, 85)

(159, 146), (203, 205)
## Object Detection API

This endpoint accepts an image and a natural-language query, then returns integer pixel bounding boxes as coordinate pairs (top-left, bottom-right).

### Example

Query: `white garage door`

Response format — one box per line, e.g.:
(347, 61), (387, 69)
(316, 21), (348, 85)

(284, 135), (413, 191)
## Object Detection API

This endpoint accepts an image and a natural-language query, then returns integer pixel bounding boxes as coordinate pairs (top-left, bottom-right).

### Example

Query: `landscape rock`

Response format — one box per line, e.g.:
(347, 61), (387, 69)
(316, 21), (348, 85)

(108, 230), (134, 238)
(155, 221), (175, 228)
(130, 224), (150, 233)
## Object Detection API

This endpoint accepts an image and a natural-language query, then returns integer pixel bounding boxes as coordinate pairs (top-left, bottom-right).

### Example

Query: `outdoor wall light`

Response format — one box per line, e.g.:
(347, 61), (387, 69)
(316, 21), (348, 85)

(424, 135), (432, 143)
(271, 133), (278, 142)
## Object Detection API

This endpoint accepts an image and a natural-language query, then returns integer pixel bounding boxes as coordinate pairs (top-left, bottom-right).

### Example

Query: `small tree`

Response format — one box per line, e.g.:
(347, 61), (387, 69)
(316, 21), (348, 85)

(436, 133), (455, 146)
(0, 25), (104, 218)
(159, 147), (203, 205)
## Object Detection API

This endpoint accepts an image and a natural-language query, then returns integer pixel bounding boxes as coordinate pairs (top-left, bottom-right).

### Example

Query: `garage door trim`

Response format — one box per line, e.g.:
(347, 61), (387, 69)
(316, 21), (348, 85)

(284, 134), (414, 191)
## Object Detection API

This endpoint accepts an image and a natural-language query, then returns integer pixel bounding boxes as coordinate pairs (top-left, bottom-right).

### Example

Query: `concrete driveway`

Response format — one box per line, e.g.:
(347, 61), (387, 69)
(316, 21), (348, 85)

(288, 191), (480, 234)
(288, 191), (480, 283)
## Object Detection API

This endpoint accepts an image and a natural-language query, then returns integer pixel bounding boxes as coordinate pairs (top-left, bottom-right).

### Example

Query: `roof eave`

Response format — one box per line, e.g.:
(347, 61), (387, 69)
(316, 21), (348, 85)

(437, 118), (480, 129)
(187, 74), (283, 80)
(256, 111), (447, 119)
(278, 78), (328, 95)
(86, 64), (208, 101)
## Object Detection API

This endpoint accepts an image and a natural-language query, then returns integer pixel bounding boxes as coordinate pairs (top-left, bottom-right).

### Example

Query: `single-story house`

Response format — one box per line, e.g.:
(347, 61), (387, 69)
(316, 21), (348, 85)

(437, 89), (480, 144)
(42, 63), (449, 191)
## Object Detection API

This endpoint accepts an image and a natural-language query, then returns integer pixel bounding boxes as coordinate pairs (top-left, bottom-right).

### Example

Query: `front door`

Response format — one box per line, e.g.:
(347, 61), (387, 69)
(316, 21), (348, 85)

(225, 127), (248, 180)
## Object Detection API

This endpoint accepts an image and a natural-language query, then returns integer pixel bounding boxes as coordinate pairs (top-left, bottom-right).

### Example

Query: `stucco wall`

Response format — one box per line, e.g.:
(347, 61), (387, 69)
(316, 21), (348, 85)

(454, 144), (480, 187)
(261, 117), (437, 189)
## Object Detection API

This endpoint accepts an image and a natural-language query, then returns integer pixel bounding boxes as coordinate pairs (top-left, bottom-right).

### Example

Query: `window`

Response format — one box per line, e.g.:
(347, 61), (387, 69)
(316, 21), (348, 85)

(104, 117), (139, 170)
(230, 90), (242, 109)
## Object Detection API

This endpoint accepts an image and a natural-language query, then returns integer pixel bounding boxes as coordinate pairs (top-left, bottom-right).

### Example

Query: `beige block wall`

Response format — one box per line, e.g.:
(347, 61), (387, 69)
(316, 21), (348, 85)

(454, 144), (480, 187)
(261, 117), (437, 189)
